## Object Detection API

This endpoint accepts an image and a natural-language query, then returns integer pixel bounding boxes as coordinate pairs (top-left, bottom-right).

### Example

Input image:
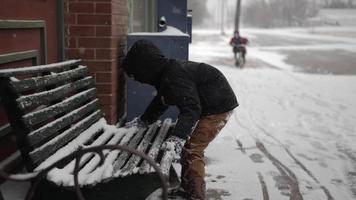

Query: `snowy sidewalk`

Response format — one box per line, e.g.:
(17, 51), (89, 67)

(190, 30), (356, 200)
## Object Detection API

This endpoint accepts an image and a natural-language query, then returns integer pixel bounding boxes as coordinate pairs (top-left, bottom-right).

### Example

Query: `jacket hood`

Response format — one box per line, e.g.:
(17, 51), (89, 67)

(122, 39), (168, 85)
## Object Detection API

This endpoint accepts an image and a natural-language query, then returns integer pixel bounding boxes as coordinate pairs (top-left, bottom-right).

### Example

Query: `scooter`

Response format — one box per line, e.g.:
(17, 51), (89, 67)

(233, 45), (245, 68)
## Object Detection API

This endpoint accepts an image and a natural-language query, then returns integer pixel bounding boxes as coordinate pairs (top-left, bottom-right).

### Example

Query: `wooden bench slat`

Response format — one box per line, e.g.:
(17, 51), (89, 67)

(10, 66), (88, 93)
(63, 128), (115, 173)
(35, 118), (106, 171)
(119, 123), (160, 176)
(113, 127), (148, 171)
(22, 88), (96, 127)
(27, 99), (100, 147)
(79, 127), (138, 175)
(159, 150), (176, 175)
(16, 76), (94, 110)
(0, 60), (81, 77)
(29, 110), (103, 166)
(42, 125), (130, 186)
(139, 119), (172, 173)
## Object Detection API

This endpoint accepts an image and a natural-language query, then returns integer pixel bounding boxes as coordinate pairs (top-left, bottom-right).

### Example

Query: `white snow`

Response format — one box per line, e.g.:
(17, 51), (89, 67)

(35, 117), (107, 171)
(319, 9), (356, 26)
(0, 60), (81, 76)
(38, 120), (138, 186)
(129, 26), (189, 37)
(188, 28), (356, 200)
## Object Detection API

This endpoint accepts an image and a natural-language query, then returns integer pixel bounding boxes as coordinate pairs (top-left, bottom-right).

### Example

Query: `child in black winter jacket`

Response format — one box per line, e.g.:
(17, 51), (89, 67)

(122, 39), (238, 200)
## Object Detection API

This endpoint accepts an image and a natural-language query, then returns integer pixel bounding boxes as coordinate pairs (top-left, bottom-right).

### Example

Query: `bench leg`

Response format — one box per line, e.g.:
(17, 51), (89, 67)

(169, 165), (180, 188)
(0, 189), (4, 200)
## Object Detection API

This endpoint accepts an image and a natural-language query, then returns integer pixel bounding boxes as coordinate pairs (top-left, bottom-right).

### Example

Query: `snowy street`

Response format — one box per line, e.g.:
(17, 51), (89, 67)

(189, 28), (356, 200)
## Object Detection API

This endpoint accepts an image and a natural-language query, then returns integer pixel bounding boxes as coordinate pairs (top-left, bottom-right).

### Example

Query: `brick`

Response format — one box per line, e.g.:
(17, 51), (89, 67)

(95, 48), (116, 59)
(98, 94), (113, 105)
(69, 26), (95, 36)
(96, 83), (112, 94)
(78, 0), (111, 1)
(96, 72), (112, 83)
(66, 48), (95, 59)
(65, 14), (76, 25)
(69, 2), (94, 13)
(112, 2), (127, 14)
(66, 49), (80, 58)
(112, 0), (127, 7)
(66, 37), (77, 48)
(95, 3), (111, 13)
(111, 78), (118, 91)
(105, 110), (117, 124)
(112, 15), (127, 25)
(101, 105), (112, 121)
(78, 14), (111, 25)
(78, 37), (111, 48)
(84, 60), (114, 72)
(64, 1), (69, 12)
(111, 26), (126, 36)
(96, 26), (111, 36)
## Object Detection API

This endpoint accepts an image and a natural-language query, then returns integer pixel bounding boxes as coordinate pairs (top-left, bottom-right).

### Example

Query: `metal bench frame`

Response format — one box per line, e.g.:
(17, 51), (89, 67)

(0, 60), (179, 200)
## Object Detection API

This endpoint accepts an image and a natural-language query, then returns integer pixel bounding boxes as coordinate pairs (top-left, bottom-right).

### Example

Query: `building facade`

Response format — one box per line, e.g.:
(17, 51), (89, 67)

(0, 0), (128, 163)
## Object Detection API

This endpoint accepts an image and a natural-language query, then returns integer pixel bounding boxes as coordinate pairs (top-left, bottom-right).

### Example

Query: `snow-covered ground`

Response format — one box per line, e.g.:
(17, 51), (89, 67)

(319, 9), (356, 26)
(190, 28), (356, 200)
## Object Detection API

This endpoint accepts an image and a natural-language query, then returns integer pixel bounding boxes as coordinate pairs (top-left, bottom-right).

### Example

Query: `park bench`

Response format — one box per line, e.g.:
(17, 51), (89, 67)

(0, 60), (180, 200)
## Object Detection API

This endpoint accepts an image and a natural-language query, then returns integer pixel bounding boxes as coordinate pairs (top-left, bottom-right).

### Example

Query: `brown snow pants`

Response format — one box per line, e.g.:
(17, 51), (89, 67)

(181, 111), (232, 200)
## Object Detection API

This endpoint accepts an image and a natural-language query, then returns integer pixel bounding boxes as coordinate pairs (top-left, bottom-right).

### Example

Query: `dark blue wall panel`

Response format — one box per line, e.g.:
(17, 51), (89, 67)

(157, 0), (187, 33)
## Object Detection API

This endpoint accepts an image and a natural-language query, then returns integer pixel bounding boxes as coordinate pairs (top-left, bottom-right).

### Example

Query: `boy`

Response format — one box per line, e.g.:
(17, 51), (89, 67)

(122, 39), (238, 200)
(229, 31), (249, 64)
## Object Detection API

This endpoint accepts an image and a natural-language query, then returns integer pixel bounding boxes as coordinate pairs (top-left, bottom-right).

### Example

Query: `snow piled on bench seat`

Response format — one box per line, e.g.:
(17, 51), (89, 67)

(0, 60), (81, 76)
(36, 119), (139, 186)
(35, 118), (107, 171)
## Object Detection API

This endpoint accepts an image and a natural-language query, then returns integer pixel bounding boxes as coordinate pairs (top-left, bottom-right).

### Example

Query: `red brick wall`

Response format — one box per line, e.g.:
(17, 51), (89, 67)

(64, 0), (128, 124)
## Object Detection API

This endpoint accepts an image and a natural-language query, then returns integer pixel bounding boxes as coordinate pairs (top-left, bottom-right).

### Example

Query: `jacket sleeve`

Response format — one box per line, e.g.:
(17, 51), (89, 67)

(229, 38), (235, 46)
(162, 77), (202, 140)
(241, 37), (249, 44)
(140, 94), (169, 124)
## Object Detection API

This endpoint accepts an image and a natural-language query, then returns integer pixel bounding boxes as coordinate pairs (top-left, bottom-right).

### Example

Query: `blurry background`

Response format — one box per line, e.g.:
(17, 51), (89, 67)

(189, 0), (356, 29)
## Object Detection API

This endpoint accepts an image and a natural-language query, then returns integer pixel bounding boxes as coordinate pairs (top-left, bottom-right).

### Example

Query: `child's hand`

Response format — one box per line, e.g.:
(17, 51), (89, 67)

(161, 135), (186, 157)
(125, 117), (147, 129)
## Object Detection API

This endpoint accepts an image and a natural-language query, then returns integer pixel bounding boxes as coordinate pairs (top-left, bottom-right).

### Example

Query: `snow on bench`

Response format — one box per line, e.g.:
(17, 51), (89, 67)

(0, 60), (177, 189)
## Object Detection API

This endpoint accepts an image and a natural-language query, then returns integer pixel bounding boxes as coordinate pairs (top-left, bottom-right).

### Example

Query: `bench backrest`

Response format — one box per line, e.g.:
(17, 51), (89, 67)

(0, 60), (103, 171)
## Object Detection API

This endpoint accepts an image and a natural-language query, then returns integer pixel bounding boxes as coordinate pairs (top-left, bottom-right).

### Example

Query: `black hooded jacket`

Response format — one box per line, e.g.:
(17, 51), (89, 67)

(122, 40), (238, 139)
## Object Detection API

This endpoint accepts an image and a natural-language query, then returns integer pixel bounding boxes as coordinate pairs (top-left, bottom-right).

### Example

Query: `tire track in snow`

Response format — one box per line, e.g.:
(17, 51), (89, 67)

(235, 139), (246, 154)
(229, 67), (333, 199)
(256, 141), (303, 200)
(252, 116), (335, 200)
(336, 143), (356, 197)
(284, 148), (335, 200)
(231, 111), (259, 153)
(258, 172), (270, 200)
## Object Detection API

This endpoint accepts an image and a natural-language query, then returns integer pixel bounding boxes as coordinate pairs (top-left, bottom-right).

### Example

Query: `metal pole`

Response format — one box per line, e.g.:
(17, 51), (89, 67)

(234, 0), (242, 32)
(57, 0), (65, 61)
(220, 0), (225, 35)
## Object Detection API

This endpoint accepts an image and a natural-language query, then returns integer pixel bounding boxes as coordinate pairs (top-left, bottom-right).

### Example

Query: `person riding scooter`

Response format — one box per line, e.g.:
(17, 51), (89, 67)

(229, 31), (249, 65)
